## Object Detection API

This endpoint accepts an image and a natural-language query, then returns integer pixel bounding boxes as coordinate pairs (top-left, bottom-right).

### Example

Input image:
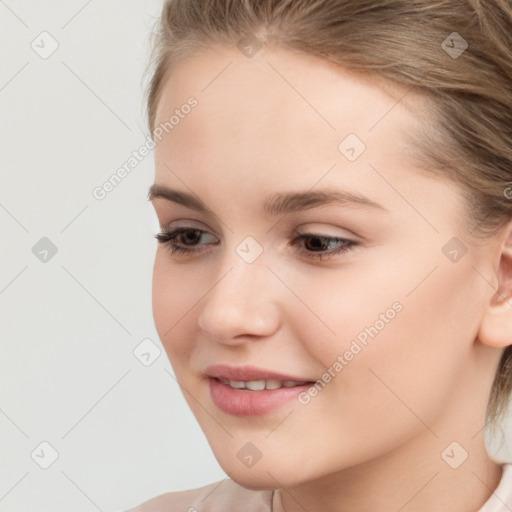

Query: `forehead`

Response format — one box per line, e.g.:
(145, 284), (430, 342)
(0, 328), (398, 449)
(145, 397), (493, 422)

(155, 45), (417, 137)
(151, 46), (468, 235)
(155, 47), (421, 173)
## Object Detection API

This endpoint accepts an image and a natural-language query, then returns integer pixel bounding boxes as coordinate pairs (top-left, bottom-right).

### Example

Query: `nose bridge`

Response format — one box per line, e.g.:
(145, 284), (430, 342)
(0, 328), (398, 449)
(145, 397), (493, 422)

(211, 232), (271, 301)
(197, 243), (280, 342)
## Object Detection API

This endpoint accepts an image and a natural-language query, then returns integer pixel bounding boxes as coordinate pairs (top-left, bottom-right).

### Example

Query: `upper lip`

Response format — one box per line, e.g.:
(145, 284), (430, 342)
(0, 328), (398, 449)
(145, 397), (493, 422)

(205, 364), (315, 382)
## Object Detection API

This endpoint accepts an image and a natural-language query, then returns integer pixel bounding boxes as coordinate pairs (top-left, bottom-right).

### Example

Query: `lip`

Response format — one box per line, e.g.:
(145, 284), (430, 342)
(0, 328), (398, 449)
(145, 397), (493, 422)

(205, 364), (314, 382)
(205, 364), (316, 417)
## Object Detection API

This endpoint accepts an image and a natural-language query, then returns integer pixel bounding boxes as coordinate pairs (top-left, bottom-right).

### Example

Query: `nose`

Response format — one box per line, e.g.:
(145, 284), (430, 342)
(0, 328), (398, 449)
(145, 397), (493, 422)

(197, 256), (282, 346)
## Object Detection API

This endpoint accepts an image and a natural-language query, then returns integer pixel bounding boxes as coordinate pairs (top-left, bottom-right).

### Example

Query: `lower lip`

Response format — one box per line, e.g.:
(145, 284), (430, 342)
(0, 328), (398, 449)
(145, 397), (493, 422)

(208, 377), (314, 416)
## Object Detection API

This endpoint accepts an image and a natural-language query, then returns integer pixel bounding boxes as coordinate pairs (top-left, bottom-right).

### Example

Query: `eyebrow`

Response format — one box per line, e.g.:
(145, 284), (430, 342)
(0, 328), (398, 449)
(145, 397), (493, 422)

(147, 183), (388, 216)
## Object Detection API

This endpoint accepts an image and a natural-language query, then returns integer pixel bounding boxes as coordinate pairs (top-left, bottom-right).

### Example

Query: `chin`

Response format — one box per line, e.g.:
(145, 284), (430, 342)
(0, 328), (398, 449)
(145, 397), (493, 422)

(217, 456), (312, 490)
(225, 469), (280, 490)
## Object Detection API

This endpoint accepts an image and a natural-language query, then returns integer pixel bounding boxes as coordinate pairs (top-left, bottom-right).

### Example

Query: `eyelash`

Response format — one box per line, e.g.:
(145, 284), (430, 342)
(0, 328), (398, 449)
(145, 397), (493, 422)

(154, 227), (356, 261)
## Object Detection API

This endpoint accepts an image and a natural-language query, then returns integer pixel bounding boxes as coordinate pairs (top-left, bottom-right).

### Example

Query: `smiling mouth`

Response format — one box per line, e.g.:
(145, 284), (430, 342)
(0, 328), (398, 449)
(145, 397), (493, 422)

(214, 377), (313, 390)
(208, 374), (317, 416)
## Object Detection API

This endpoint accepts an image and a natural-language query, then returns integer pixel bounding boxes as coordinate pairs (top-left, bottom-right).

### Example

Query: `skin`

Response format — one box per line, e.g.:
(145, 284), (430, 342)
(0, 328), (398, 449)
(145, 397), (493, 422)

(149, 46), (512, 511)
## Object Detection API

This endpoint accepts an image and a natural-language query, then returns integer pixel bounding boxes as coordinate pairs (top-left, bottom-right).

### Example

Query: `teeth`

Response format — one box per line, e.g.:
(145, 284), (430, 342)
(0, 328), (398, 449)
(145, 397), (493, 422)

(229, 380), (246, 389)
(245, 380), (266, 391)
(219, 378), (309, 390)
(283, 380), (302, 387)
(265, 379), (282, 390)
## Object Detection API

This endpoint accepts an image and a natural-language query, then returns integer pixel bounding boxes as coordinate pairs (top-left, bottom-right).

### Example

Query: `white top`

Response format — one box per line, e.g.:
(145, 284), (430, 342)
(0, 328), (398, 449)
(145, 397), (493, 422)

(478, 463), (512, 512)
(124, 463), (512, 511)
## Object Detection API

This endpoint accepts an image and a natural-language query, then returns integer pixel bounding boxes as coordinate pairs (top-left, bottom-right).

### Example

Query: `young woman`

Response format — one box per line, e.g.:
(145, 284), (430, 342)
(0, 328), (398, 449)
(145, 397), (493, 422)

(127, 1), (512, 510)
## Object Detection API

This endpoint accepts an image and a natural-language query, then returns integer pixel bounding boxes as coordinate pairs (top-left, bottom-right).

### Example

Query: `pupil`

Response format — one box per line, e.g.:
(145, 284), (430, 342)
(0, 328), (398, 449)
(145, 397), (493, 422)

(185, 230), (200, 243)
(308, 236), (325, 251)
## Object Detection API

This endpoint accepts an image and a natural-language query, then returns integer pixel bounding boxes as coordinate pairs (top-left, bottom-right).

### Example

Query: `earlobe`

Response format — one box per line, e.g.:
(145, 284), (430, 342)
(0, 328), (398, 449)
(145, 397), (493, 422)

(478, 221), (512, 349)
(478, 307), (512, 348)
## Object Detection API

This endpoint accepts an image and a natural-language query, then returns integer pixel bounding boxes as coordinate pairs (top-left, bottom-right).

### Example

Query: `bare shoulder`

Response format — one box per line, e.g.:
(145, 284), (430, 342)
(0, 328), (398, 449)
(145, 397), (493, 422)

(123, 478), (273, 512)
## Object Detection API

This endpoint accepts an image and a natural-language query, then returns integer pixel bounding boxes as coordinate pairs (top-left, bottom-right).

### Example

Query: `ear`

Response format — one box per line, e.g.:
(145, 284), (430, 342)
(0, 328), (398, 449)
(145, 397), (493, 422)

(478, 219), (512, 348)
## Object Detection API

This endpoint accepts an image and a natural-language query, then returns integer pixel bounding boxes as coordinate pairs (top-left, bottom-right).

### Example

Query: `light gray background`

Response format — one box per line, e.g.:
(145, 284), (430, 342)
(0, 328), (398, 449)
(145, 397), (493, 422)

(1, 1), (511, 511)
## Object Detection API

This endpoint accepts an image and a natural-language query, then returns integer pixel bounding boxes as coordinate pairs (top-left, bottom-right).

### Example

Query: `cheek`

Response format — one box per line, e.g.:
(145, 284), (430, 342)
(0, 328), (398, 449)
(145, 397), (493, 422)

(278, 261), (408, 368)
(326, 267), (481, 433)
(288, 253), (479, 416)
(152, 254), (201, 361)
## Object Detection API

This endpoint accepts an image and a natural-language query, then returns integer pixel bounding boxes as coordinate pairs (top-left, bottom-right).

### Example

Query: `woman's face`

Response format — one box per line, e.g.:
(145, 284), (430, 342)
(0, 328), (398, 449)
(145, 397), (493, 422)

(150, 46), (498, 488)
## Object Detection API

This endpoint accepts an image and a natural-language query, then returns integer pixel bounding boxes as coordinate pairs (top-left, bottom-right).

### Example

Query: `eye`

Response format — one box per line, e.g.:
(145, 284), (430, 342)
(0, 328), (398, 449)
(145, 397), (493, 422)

(154, 227), (218, 255)
(291, 233), (356, 261)
(154, 228), (356, 260)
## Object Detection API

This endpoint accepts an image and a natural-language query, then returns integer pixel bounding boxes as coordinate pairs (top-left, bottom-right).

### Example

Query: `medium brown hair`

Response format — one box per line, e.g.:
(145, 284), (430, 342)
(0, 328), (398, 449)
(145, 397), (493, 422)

(144, 0), (512, 430)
